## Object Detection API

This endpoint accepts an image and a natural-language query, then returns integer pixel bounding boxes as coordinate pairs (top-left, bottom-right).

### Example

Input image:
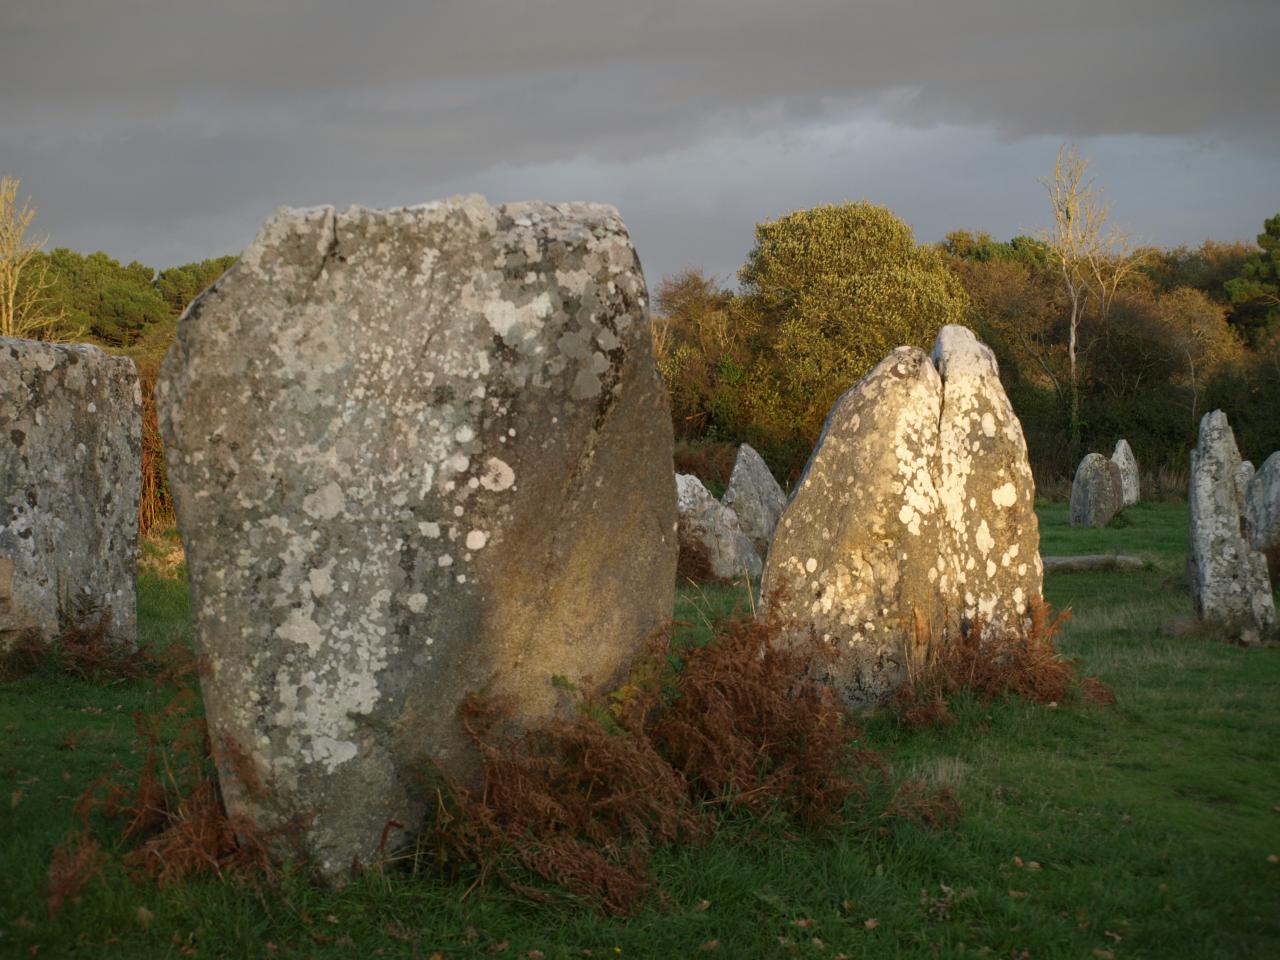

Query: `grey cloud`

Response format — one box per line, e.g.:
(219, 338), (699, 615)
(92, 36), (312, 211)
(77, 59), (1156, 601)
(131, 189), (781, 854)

(1, 2), (1276, 278)
(4, 1), (1277, 143)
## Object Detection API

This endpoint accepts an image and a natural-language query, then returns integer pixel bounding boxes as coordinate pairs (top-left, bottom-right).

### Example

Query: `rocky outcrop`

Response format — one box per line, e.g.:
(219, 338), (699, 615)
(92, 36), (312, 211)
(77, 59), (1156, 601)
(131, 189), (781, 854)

(1187, 411), (1275, 643)
(1111, 439), (1140, 506)
(1070, 454), (1124, 528)
(676, 473), (761, 581)
(0, 338), (140, 650)
(158, 197), (677, 879)
(1245, 452), (1280, 555)
(761, 326), (1042, 709)
(721, 443), (786, 561)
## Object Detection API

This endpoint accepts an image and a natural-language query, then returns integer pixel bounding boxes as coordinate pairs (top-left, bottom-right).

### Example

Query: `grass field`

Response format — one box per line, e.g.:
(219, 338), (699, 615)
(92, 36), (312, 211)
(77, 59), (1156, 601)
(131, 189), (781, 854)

(2, 502), (1278, 959)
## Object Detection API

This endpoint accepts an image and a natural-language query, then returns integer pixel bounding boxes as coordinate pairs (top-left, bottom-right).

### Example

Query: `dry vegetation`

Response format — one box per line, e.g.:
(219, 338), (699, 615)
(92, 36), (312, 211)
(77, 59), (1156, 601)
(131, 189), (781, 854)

(429, 614), (958, 914)
(0, 602), (150, 683)
(893, 599), (1113, 731)
(31, 595), (1097, 919)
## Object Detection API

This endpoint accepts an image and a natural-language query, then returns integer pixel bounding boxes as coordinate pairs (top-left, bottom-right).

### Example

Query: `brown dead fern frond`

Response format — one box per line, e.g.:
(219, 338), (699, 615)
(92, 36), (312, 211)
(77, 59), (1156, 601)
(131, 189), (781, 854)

(883, 780), (961, 830)
(438, 676), (705, 914)
(893, 599), (1111, 727)
(652, 614), (882, 828)
(67, 672), (285, 892)
(45, 828), (104, 917)
(434, 612), (888, 913)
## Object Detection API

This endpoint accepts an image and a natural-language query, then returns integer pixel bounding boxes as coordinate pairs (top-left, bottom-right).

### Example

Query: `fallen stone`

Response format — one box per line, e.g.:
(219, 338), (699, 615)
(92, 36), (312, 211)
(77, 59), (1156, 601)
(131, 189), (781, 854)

(1069, 453), (1124, 528)
(721, 443), (786, 561)
(1111, 439), (1140, 506)
(1187, 410), (1275, 642)
(0, 337), (140, 650)
(1040, 554), (1144, 574)
(1244, 451), (1280, 554)
(762, 326), (1042, 709)
(676, 473), (761, 581)
(158, 197), (677, 879)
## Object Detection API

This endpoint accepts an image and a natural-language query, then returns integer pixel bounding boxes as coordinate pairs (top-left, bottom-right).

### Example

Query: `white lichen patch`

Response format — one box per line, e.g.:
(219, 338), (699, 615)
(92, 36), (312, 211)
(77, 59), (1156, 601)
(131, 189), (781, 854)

(303, 482), (347, 520)
(991, 482), (1017, 508)
(480, 457), (515, 491)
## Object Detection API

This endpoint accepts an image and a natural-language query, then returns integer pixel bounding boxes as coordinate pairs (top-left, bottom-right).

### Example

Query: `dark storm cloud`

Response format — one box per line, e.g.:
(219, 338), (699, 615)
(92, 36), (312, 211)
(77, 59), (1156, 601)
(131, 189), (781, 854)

(5, 0), (1275, 141)
(1, 1), (1276, 276)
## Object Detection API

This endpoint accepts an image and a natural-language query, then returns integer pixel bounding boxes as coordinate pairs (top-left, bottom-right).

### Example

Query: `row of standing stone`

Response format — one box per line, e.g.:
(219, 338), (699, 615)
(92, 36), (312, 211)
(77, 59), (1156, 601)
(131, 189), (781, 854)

(2, 197), (1275, 879)
(1066, 415), (1278, 643)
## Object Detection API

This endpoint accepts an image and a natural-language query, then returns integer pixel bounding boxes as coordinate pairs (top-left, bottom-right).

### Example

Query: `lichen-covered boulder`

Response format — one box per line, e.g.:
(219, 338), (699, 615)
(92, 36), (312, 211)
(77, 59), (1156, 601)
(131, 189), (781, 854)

(721, 443), (786, 561)
(1111, 439), (1140, 507)
(675, 473), (761, 581)
(1069, 453), (1124, 528)
(762, 326), (1042, 709)
(1245, 451), (1280, 553)
(158, 197), (677, 879)
(1187, 411), (1275, 643)
(0, 338), (140, 650)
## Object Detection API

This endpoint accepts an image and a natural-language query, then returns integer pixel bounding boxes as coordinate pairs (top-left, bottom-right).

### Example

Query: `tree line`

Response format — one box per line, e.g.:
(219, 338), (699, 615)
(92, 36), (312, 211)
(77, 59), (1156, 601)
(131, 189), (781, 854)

(4, 160), (1279, 517)
(657, 151), (1279, 487)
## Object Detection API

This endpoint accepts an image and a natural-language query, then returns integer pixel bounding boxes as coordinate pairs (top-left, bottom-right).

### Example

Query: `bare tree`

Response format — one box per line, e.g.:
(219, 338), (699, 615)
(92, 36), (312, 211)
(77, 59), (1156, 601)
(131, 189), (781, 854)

(1040, 145), (1145, 444)
(0, 175), (73, 341)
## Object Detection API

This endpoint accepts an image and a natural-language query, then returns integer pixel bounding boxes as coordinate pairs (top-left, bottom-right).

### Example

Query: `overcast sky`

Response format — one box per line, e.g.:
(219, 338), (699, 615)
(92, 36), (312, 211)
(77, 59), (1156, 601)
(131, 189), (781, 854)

(3, 0), (1278, 286)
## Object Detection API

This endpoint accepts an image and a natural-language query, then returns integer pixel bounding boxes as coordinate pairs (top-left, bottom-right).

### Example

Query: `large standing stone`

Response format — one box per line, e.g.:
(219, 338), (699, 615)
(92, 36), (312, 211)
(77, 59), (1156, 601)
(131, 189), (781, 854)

(721, 443), (786, 561)
(1111, 439), (1140, 506)
(762, 326), (1042, 709)
(676, 473), (761, 581)
(0, 338), (140, 649)
(1187, 411), (1275, 642)
(158, 198), (677, 879)
(1245, 452), (1280, 553)
(1069, 453), (1124, 528)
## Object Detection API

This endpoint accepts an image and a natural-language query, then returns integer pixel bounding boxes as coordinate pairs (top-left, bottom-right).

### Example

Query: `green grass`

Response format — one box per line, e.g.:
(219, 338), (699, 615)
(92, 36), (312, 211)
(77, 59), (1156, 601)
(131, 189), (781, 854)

(3, 504), (1279, 959)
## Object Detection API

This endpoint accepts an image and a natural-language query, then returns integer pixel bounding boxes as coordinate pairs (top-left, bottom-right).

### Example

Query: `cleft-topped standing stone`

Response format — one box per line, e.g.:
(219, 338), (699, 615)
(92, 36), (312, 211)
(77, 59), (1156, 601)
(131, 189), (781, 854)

(1069, 453), (1124, 528)
(158, 197), (677, 880)
(761, 326), (1041, 708)
(1, 338), (140, 650)
(722, 443), (786, 562)
(1111, 439), (1140, 507)
(1188, 411), (1275, 642)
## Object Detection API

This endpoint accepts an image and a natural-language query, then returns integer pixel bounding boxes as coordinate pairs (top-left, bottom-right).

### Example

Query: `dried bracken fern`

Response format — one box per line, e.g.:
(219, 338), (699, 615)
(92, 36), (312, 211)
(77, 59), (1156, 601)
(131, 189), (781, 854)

(675, 535), (721, 584)
(894, 599), (1113, 727)
(1, 603), (156, 683)
(69, 658), (287, 892)
(882, 779), (961, 830)
(0, 628), (49, 681)
(651, 615), (883, 827)
(433, 615), (891, 913)
(435, 681), (705, 915)
(44, 828), (103, 917)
